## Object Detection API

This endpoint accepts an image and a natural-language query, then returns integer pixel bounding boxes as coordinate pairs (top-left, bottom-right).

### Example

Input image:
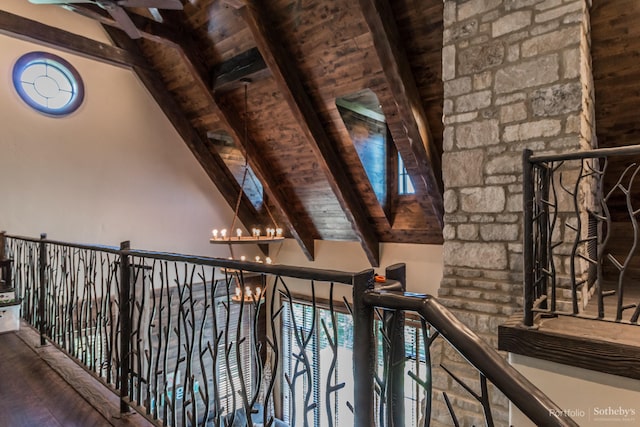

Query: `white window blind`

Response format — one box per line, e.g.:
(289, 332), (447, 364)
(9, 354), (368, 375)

(282, 301), (428, 427)
(215, 298), (255, 415)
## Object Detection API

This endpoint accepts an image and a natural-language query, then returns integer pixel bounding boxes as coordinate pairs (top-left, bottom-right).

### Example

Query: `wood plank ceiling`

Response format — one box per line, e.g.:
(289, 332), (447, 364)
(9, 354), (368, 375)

(2, 0), (446, 266)
(591, 0), (640, 219)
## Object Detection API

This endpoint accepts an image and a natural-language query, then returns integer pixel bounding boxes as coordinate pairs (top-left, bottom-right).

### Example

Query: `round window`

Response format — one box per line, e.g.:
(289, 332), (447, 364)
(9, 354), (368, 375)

(12, 51), (84, 116)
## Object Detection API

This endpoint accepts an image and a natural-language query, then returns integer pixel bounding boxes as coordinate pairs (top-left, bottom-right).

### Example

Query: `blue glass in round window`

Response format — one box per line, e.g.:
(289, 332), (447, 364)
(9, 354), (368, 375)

(13, 52), (84, 116)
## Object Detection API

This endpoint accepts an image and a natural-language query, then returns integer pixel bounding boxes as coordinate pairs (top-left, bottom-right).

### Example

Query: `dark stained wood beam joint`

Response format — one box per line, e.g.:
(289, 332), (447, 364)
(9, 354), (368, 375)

(212, 92), (317, 261)
(231, 0), (381, 267)
(212, 47), (268, 92)
(103, 26), (263, 243)
(151, 11), (316, 261)
(357, 0), (444, 227)
(0, 9), (147, 69)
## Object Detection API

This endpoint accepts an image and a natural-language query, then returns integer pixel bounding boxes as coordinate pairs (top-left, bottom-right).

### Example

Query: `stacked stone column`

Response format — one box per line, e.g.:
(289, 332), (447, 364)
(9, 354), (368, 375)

(436, 0), (594, 425)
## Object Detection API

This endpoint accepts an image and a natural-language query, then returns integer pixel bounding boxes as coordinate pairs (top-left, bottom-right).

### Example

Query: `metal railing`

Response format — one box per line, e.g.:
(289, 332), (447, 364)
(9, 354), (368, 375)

(523, 145), (640, 326)
(4, 232), (576, 426)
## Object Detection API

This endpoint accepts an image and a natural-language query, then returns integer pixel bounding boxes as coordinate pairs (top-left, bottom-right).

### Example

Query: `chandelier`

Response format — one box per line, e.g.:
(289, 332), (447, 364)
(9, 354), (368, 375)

(210, 79), (284, 250)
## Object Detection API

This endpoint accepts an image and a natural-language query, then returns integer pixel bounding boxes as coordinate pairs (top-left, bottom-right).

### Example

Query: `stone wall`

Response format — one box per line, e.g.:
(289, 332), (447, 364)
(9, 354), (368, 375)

(437, 0), (594, 425)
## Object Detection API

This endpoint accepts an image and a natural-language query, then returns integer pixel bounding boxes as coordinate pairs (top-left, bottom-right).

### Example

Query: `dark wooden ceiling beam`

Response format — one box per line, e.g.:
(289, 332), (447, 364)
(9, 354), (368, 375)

(156, 13), (317, 261)
(357, 0), (444, 227)
(102, 26), (262, 235)
(0, 9), (147, 69)
(61, 4), (179, 47)
(229, 0), (381, 267)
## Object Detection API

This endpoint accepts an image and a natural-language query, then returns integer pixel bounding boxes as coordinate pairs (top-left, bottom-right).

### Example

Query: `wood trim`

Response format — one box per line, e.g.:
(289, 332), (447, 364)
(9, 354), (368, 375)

(499, 316), (640, 381)
(233, 0), (381, 267)
(0, 9), (148, 69)
(357, 0), (444, 227)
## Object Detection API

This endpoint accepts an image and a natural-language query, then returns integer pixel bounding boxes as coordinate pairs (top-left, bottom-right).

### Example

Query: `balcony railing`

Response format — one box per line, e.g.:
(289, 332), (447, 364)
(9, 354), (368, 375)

(523, 145), (640, 327)
(3, 232), (576, 426)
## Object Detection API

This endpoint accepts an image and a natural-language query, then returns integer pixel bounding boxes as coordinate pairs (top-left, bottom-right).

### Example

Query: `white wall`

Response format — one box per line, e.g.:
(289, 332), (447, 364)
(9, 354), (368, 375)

(0, 0), (444, 292)
(0, 0), (240, 258)
(276, 240), (443, 294)
(510, 354), (640, 426)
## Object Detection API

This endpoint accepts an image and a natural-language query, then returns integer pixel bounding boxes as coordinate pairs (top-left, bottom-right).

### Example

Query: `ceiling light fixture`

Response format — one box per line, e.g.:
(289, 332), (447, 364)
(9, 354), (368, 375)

(210, 80), (284, 253)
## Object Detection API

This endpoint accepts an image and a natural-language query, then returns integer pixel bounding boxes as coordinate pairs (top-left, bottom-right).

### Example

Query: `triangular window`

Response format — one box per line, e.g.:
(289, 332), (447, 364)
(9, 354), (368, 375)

(208, 130), (264, 209)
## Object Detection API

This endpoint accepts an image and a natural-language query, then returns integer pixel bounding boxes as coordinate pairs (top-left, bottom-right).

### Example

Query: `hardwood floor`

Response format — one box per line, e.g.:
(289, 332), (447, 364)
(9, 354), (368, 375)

(0, 326), (153, 427)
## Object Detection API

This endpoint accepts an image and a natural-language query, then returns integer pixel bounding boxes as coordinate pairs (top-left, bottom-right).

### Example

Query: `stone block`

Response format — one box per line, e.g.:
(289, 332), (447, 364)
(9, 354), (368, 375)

(522, 27), (580, 57)
(563, 47), (580, 79)
(486, 175), (517, 185)
(535, 0), (564, 11)
(498, 214), (519, 223)
(444, 149), (485, 187)
(442, 44), (456, 81)
(448, 20), (479, 42)
(499, 102), (528, 123)
(443, 99), (454, 115)
(496, 92), (527, 106)
(444, 126), (455, 151)
(565, 114), (580, 134)
(563, 11), (585, 24)
(492, 11), (532, 38)
(445, 213), (470, 223)
(460, 186), (506, 213)
(458, 224), (479, 240)
(459, 41), (505, 75)
(531, 82), (582, 116)
(456, 119), (500, 148)
(485, 154), (521, 174)
(504, 0), (540, 10)
(456, 90), (492, 113)
(473, 71), (493, 90)
(444, 241), (508, 269)
(468, 214), (497, 223)
(444, 189), (459, 213)
(444, 111), (479, 124)
(530, 19), (560, 36)
(486, 145), (507, 156)
(506, 43), (521, 62)
(480, 223), (519, 241)
(510, 253), (524, 273)
(535, 1), (584, 23)
(457, 0), (503, 21)
(506, 193), (522, 212)
(444, 77), (472, 97)
(495, 55), (559, 93)
(443, 224), (456, 240)
(503, 119), (561, 141)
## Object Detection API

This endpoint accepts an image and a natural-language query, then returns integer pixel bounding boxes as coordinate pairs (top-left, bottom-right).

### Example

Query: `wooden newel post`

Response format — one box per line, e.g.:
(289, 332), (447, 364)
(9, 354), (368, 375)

(352, 269), (375, 427)
(384, 263), (406, 427)
(119, 241), (132, 414)
(39, 233), (47, 346)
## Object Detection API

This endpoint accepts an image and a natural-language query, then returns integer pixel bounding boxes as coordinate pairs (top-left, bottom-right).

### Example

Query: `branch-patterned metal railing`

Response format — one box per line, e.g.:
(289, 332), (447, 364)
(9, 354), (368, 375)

(523, 145), (640, 327)
(4, 233), (576, 426)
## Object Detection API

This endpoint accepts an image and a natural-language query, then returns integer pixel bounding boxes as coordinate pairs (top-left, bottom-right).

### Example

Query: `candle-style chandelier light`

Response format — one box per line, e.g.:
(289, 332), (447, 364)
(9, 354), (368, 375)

(210, 79), (284, 249)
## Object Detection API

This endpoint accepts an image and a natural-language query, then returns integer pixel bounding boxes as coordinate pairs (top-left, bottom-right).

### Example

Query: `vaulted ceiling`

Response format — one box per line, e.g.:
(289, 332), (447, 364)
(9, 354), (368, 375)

(1, 0), (445, 267)
(4, 1), (640, 267)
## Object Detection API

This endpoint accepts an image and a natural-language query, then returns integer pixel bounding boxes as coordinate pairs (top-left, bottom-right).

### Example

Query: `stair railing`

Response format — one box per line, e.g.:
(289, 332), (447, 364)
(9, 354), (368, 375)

(523, 145), (640, 326)
(4, 232), (576, 426)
